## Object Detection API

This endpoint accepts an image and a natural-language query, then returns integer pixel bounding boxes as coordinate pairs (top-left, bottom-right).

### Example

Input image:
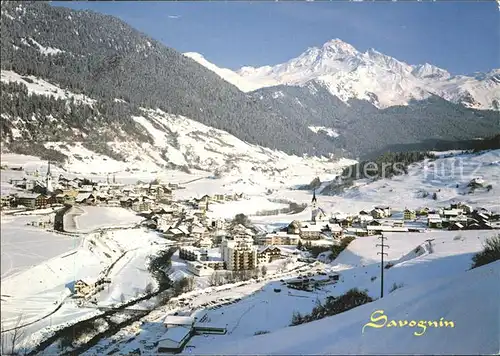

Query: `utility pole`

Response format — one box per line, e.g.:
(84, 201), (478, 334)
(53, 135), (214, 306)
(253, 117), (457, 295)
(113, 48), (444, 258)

(376, 234), (390, 299)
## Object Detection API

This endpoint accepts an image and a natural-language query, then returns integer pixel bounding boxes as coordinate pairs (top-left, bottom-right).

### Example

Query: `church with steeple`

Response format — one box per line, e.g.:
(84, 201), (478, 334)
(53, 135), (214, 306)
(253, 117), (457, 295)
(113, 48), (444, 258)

(45, 161), (53, 195)
(310, 189), (328, 224)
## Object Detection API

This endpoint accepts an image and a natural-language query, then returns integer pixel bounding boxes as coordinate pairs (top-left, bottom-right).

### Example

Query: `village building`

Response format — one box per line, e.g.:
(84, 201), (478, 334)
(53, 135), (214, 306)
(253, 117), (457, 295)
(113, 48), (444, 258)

(299, 224), (323, 240)
(257, 246), (283, 264)
(190, 226), (208, 240)
(15, 193), (47, 209)
(230, 224), (255, 239)
(391, 220), (405, 228)
(443, 208), (463, 218)
(345, 228), (369, 237)
(71, 279), (95, 297)
(156, 215), (176, 232)
(220, 236), (257, 271)
(165, 226), (190, 240)
(179, 246), (199, 261)
(157, 326), (194, 353)
(457, 203), (473, 214)
(154, 185), (173, 203)
(195, 237), (213, 248)
(259, 231), (300, 246)
(449, 222), (464, 231)
(403, 209), (417, 220)
(337, 218), (353, 228)
(209, 218), (225, 230)
(157, 315), (226, 353)
(203, 260), (225, 270)
(310, 190), (329, 223)
(370, 208), (386, 219)
(374, 206), (392, 217)
(367, 225), (409, 235)
(471, 211), (490, 224)
(75, 192), (96, 205)
(27, 180), (47, 194)
(427, 213), (443, 228)
(357, 214), (374, 227)
(322, 223), (343, 238)
(211, 194), (225, 202)
(186, 261), (214, 276)
(0, 194), (12, 209)
(131, 197), (153, 212)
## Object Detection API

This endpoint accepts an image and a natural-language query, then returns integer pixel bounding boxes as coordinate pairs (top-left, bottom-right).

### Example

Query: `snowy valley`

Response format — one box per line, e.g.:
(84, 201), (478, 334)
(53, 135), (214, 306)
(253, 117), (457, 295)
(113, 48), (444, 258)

(1, 1), (499, 355)
(1, 149), (499, 355)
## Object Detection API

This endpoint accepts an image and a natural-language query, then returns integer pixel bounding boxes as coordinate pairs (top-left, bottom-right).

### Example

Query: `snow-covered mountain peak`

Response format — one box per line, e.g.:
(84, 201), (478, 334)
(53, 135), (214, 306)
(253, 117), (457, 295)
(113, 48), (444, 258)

(321, 38), (359, 56)
(183, 38), (499, 110)
(412, 63), (451, 80)
(364, 48), (413, 75)
(183, 51), (205, 61)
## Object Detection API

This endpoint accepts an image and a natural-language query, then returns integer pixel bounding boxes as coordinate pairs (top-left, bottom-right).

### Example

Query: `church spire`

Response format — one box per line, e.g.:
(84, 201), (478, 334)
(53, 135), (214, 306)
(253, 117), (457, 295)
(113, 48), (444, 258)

(46, 161), (53, 194)
(311, 189), (318, 223)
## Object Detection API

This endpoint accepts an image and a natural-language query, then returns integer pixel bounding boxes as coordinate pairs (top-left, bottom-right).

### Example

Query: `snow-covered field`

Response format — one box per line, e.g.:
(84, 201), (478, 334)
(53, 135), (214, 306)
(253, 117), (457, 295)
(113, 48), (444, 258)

(64, 206), (144, 233)
(0, 221), (170, 351)
(1, 215), (81, 279)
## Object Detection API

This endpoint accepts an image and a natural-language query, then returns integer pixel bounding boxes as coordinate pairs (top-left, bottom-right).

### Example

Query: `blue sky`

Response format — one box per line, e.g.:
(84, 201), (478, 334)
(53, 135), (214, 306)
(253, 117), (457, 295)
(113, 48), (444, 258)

(53, 1), (499, 75)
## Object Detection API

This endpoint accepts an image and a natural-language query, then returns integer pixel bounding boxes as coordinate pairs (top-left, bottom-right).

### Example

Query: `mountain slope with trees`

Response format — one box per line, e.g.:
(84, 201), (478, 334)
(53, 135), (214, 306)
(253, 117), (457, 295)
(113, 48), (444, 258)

(0, 1), (336, 158)
(253, 84), (500, 158)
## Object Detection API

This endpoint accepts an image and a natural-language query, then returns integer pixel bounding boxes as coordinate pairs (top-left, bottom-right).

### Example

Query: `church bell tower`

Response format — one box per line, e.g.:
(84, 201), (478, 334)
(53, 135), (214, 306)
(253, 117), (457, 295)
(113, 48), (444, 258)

(46, 161), (53, 194)
(311, 189), (318, 222)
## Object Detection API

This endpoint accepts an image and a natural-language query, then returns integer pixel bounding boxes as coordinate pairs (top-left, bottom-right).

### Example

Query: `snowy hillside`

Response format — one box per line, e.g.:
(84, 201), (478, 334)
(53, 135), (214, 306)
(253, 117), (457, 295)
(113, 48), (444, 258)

(264, 149), (500, 215)
(183, 52), (258, 92)
(198, 260), (500, 355)
(186, 39), (500, 110)
(1, 69), (355, 175)
(78, 228), (499, 355)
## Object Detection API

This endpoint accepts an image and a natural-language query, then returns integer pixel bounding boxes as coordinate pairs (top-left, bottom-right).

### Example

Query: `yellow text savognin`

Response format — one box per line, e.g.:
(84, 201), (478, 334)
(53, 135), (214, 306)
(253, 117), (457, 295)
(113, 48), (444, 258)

(362, 310), (455, 336)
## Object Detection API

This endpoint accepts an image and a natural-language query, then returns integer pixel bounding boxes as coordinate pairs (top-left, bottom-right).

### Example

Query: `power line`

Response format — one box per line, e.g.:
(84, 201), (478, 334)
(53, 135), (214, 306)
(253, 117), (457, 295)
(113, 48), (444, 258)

(376, 233), (389, 299)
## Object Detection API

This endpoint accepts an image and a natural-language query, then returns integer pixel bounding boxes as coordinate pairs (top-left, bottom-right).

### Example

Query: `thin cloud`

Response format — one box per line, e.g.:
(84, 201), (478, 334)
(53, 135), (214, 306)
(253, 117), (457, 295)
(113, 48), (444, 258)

(168, 15), (181, 19)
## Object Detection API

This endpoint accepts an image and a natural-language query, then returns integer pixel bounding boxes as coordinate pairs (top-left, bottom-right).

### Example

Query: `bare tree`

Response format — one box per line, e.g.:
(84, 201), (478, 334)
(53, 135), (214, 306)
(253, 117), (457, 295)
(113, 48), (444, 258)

(186, 276), (195, 291)
(260, 265), (268, 277)
(1, 314), (26, 355)
(225, 271), (235, 284)
(209, 272), (224, 287)
(216, 273), (226, 286)
(1, 321), (6, 355)
(276, 261), (288, 274)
